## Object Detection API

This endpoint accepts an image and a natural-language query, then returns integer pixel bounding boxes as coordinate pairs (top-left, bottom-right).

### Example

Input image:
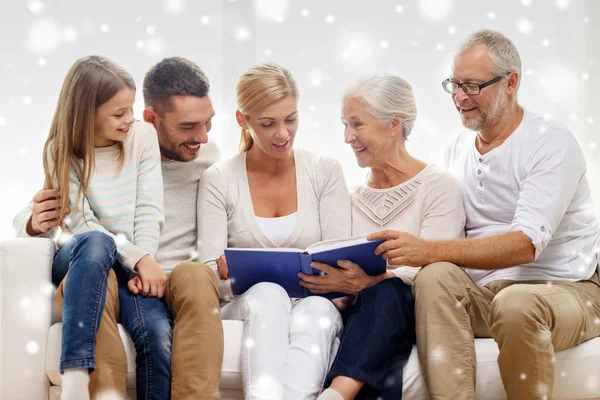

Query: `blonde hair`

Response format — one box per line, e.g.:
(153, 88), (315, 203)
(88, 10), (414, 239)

(236, 62), (299, 152)
(344, 74), (418, 139)
(43, 55), (135, 227)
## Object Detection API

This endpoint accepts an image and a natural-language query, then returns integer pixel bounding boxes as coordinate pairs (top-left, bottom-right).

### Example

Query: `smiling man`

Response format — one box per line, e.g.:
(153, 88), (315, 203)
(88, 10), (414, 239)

(369, 30), (600, 400)
(143, 59), (215, 162)
(126, 56), (224, 399)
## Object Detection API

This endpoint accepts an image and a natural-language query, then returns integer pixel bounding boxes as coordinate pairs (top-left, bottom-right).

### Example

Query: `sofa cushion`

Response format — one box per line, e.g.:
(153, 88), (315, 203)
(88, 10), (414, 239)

(49, 387), (245, 400)
(46, 321), (600, 399)
(47, 320), (244, 390)
(402, 337), (600, 400)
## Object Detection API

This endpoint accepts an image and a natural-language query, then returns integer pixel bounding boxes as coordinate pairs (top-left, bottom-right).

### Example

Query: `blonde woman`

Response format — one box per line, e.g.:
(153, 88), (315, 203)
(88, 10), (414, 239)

(38, 56), (166, 400)
(198, 62), (350, 399)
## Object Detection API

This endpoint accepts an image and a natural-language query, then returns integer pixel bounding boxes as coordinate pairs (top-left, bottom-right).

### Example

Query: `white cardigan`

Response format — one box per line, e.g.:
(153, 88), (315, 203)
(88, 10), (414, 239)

(197, 148), (352, 300)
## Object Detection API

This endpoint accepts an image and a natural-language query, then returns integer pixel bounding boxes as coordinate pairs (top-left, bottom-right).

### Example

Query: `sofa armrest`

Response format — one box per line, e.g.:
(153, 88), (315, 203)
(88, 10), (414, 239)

(1, 238), (55, 400)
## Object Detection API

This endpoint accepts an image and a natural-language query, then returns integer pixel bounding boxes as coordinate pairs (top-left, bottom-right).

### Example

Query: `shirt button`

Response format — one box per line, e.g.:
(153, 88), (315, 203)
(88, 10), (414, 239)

(477, 170), (482, 175)
(541, 226), (546, 232)
(478, 158), (483, 162)
(479, 182), (483, 187)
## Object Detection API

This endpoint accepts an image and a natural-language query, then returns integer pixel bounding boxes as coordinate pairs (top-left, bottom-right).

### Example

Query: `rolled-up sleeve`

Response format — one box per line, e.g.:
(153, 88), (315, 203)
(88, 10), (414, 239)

(510, 128), (586, 260)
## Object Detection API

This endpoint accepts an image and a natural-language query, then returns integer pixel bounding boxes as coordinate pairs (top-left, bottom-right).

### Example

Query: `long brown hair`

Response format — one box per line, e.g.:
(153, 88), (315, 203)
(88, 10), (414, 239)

(236, 62), (299, 152)
(43, 55), (135, 226)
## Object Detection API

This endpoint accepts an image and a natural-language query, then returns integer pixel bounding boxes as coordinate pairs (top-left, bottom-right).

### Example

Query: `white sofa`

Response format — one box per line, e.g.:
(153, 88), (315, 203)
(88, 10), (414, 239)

(2, 237), (600, 399)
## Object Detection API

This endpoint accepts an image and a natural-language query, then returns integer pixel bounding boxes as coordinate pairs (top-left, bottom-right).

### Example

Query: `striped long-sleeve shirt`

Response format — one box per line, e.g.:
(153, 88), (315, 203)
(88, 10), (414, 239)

(13, 121), (164, 271)
(64, 120), (164, 270)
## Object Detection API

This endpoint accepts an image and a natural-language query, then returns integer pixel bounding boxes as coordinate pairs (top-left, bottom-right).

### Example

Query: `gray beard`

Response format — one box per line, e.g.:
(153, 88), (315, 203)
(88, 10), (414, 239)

(462, 94), (508, 132)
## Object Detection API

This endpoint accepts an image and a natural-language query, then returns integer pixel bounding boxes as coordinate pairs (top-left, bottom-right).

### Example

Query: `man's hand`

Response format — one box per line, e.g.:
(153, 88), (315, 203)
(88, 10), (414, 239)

(368, 230), (435, 267)
(298, 260), (380, 295)
(217, 254), (229, 280)
(28, 189), (70, 235)
(134, 255), (167, 298)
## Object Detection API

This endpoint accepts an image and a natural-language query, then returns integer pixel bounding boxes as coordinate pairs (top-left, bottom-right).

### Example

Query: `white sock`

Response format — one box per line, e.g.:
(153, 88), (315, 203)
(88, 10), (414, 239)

(61, 368), (90, 400)
(317, 388), (345, 400)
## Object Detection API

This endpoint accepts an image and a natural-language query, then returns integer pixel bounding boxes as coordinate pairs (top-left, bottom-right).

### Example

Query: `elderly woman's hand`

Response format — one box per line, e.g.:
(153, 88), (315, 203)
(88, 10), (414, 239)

(368, 230), (435, 267)
(298, 260), (378, 295)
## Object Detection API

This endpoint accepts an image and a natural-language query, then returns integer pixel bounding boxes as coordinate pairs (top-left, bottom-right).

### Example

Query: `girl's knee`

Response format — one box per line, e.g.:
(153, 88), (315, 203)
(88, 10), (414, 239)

(69, 232), (117, 274)
(76, 231), (116, 252)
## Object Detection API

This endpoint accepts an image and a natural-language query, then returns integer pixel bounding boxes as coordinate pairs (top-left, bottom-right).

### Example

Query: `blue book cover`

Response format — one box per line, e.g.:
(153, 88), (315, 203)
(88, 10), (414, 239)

(224, 236), (387, 298)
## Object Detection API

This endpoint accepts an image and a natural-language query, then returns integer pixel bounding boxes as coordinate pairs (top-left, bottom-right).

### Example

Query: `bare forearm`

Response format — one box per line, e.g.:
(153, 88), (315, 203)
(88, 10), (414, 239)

(428, 231), (535, 270)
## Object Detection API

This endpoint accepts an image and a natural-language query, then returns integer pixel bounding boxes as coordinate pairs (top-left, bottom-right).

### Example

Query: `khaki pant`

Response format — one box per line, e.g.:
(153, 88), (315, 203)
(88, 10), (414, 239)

(166, 262), (224, 399)
(412, 262), (600, 400)
(55, 261), (224, 400)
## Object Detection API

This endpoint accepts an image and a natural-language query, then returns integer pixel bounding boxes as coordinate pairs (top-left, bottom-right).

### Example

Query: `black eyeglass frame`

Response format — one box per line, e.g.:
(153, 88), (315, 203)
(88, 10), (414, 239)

(441, 73), (510, 95)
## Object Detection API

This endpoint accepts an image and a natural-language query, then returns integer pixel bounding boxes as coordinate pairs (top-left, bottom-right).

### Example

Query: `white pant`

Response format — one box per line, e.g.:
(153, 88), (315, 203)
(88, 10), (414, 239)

(221, 282), (343, 400)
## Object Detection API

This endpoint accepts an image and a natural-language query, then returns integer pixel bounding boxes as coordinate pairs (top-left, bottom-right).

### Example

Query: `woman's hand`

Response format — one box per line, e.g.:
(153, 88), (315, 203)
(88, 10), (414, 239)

(134, 255), (168, 297)
(298, 260), (380, 295)
(217, 254), (229, 280)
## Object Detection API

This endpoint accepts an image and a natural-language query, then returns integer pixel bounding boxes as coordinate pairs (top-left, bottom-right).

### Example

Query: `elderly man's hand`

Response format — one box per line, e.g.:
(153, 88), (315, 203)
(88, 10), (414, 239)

(368, 230), (435, 267)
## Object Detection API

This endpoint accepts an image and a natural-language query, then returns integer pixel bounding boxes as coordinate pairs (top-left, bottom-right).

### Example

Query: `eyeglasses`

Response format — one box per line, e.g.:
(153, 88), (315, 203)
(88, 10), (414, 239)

(441, 74), (509, 96)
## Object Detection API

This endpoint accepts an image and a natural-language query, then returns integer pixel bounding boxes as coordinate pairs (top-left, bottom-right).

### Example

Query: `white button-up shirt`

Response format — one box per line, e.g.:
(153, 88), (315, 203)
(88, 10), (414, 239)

(445, 108), (600, 285)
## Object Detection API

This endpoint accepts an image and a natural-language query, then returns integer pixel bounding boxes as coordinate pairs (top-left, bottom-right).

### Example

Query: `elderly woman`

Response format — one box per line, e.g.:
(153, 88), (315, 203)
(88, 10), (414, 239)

(302, 74), (466, 400)
(198, 62), (351, 399)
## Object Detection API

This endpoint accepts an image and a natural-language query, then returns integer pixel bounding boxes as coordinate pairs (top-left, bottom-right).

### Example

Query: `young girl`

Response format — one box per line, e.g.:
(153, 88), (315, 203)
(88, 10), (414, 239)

(42, 56), (167, 400)
(198, 62), (351, 399)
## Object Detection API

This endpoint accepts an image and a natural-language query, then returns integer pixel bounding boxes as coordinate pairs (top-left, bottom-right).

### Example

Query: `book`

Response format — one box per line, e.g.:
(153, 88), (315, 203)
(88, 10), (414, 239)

(224, 236), (387, 299)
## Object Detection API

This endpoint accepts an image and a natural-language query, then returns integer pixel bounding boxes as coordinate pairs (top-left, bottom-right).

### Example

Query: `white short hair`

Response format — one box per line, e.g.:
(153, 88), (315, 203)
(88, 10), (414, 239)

(456, 29), (522, 90)
(344, 74), (417, 139)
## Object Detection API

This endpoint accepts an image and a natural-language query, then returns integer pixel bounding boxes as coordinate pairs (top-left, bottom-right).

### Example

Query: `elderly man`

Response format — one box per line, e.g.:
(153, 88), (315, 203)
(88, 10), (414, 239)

(370, 29), (600, 400)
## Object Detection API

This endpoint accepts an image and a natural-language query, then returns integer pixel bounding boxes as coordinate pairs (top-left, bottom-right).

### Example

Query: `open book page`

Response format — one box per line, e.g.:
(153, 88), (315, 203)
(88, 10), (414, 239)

(304, 235), (374, 254)
(225, 247), (303, 253)
(224, 236), (375, 254)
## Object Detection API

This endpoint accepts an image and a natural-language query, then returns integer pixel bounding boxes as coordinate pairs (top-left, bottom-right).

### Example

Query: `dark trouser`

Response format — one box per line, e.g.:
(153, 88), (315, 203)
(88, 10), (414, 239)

(113, 262), (173, 400)
(325, 278), (415, 400)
